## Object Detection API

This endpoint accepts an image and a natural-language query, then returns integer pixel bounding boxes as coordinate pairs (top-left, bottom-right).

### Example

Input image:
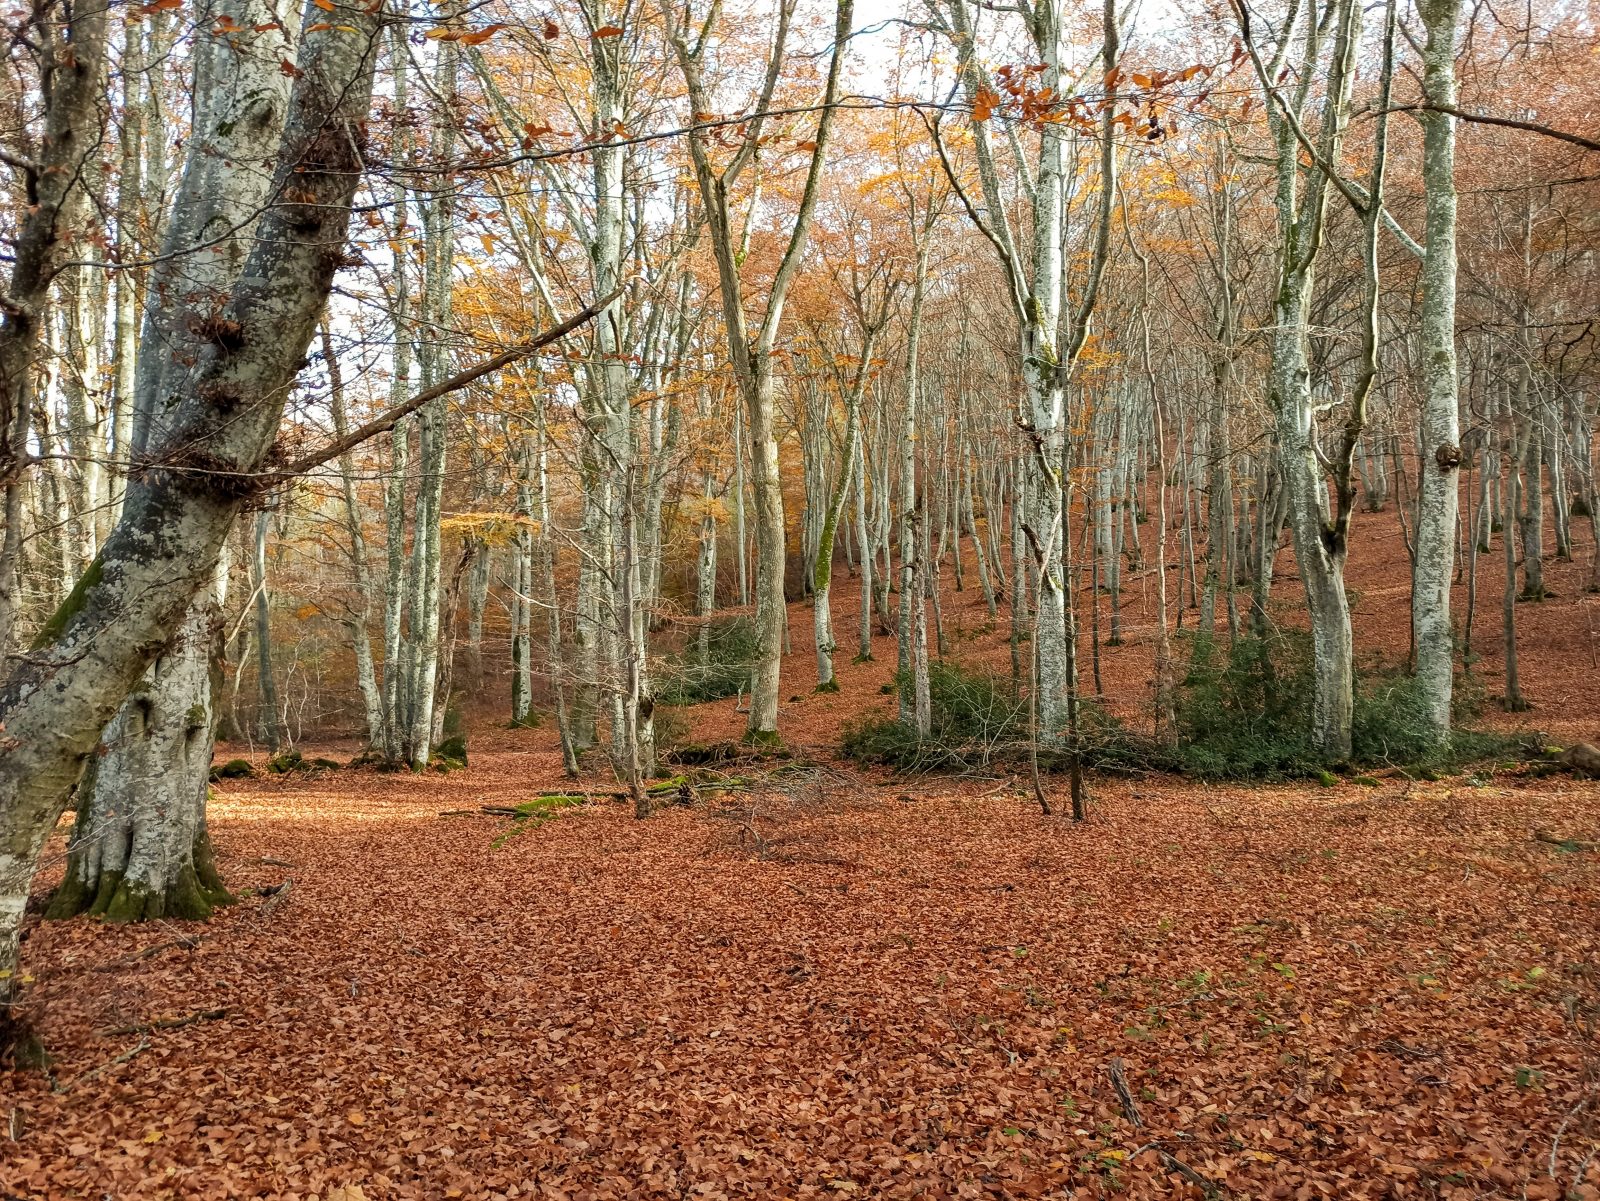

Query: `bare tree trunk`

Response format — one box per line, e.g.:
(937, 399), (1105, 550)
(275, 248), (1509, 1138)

(1503, 418), (1528, 710)
(325, 324), (383, 746)
(1, 4), (381, 1038)
(401, 30), (460, 766)
(853, 420), (873, 659)
(509, 430), (534, 726)
(1412, 0), (1464, 742)
(1519, 395), (1546, 600)
(253, 511), (282, 752)
(732, 397), (748, 609)
(1249, 0), (1362, 761)
(379, 22), (412, 764)
(108, 16), (147, 525)
(537, 407), (580, 776)
(898, 244), (931, 732)
(669, 0), (852, 742)
(694, 391), (719, 662)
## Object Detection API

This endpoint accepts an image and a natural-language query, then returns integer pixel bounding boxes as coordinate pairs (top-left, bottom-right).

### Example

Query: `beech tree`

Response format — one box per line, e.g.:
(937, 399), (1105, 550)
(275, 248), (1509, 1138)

(665, 0), (853, 742)
(48, 0), (296, 922)
(1, 0), (385, 1031)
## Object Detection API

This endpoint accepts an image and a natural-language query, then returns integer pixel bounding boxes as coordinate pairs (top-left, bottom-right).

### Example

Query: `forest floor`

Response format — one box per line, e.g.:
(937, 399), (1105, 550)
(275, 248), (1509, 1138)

(5, 530), (1600, 1199)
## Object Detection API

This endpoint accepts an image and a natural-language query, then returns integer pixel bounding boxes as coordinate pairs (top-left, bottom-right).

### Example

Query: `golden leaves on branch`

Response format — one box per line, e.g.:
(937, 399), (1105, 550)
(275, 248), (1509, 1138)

(969, 57), (1219, 140)
(426, 22), (506, 43)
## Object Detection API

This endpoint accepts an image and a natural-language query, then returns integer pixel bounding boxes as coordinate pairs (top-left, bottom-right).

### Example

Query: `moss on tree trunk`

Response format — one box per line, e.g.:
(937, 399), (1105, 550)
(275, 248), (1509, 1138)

(47, 828), (232, 923)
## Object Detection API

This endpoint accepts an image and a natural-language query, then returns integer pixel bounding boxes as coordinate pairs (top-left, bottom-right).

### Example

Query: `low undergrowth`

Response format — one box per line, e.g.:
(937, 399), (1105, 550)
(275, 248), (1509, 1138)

(842, 639), (1527, 782)
(841, 661), (1025, 773)
(655, 617), (758, 707)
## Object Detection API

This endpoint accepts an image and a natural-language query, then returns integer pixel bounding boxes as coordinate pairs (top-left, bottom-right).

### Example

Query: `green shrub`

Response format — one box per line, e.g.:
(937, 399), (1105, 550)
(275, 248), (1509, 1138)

(839, 636), (1522, 782)
(656, 618), (758, 706)
(842, 661), (1025, 772)
(1172, 631), (1318, 779)
(1171, 631), (1521, 779)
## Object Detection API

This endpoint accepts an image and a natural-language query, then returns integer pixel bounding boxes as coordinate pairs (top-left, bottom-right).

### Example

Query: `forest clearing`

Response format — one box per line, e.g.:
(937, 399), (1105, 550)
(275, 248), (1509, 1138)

(5, 540), (1600, 1199)
(1, 0), (1598, 1193)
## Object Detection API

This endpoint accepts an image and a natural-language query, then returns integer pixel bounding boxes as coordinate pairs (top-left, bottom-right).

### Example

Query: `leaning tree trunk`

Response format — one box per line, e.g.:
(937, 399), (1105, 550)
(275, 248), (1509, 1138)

(0, 4), (381, 1039)
(58, 0), (297, 919)
(47, 564), (232, 922)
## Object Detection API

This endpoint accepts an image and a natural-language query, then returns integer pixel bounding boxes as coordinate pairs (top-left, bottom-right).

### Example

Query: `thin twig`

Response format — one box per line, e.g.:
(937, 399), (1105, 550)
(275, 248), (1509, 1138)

(1108, 1057), (1144, 1127)
(52, 1039), (150, 1095)
(97, 1007), (229, 1038)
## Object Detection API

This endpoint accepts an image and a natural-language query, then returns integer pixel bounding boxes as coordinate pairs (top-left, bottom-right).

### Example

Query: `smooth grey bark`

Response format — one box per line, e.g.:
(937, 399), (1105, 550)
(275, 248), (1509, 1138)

(59, 259), (107, 570)
(536, 406), (580, 776)
(1502, 414), (1528, 709)
(253, 510), (282, 751)
(1249, 0), (1362, 760)
(580, 1), (655, 783)
(379, 21), (413, 765)
(694, 388), (720, 663)
(508, 422), (535, 726)
(400, 25), (461, 767)
(853, 420), (875, 657)
(464, 525), (491, 695)
(109, 16), (148, 524)
(1518, 392), (1547, 600)
(897, 243), (931, 734)
(731, 397), (748, 609)
(1411, 0), (1464, 742)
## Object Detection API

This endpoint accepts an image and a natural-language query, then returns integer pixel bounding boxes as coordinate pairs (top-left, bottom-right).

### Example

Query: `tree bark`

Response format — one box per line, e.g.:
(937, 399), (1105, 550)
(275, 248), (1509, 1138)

(1, 2), (382, 1038)
(48, 563), (233, 922)
(1412, 0), (1464, 743)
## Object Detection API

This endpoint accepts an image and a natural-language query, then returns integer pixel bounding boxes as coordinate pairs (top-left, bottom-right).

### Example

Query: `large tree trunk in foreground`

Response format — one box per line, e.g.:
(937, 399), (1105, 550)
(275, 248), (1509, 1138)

(0, 4), (381, 1044)
(63, 0), (296, 920)
(47, 565), (232, 922)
